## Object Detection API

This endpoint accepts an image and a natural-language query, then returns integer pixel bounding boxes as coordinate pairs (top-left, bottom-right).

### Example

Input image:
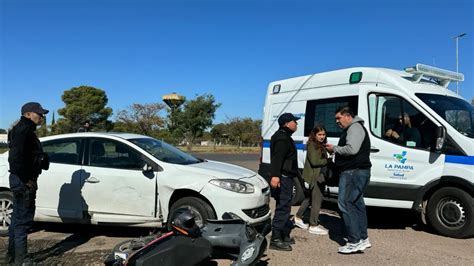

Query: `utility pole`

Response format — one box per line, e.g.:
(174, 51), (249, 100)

(453, 33), (466, 94)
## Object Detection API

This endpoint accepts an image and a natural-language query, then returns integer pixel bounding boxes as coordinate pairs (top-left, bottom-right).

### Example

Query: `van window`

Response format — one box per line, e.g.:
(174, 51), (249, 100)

(416, 93), (474, 139)
(304, 96), (358, 137)
(368, 94), (437, 149)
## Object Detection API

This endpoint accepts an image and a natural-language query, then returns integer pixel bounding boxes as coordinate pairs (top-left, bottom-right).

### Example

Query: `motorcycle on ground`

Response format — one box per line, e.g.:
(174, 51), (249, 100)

(104, 210), (269, 266)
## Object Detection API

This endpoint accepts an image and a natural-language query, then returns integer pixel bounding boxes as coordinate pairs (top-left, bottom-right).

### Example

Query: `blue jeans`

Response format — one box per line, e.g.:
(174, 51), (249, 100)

(338, 169), (370, 244)
(8, 174), (36, 262)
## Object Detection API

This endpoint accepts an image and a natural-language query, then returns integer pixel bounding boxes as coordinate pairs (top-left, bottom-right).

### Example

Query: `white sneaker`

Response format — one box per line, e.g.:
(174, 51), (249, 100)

(308, 225), (328, 235)
(338, 240), (363, 254)
(359, 238), (371, 250)
(294, 216), (309, 229)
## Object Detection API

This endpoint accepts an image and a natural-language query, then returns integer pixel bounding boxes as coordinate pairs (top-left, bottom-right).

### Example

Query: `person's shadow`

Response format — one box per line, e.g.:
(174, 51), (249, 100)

(57, 170), (90, 223)
(30, 170), (92, 262)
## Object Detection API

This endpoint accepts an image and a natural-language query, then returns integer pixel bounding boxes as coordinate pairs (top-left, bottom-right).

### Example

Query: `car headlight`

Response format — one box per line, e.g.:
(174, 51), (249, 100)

(209, 179), (255, 194)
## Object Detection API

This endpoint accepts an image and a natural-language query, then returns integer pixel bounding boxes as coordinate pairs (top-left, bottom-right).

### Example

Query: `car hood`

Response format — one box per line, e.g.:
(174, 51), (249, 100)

(174, 160), (267, 188)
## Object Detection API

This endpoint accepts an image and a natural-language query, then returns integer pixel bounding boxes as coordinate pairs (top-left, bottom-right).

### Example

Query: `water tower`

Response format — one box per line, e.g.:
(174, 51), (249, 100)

(162, 92), (185, 111)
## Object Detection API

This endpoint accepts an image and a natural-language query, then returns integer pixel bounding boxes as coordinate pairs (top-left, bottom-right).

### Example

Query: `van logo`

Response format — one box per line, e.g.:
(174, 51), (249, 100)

(393, 151), (407, 164)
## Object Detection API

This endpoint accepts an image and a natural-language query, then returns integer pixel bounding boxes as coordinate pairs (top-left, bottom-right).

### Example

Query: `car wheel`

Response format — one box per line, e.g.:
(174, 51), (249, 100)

(0, 191), (14, 236)
(168, 197), (216, 229)
(427, 187), (474, 238)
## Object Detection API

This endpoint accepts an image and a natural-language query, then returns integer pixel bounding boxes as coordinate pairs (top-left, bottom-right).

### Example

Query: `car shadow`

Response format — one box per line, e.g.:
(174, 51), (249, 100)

(28, 223), (157, 263)
(33, 222), (153, 238)
(30, 233), (93, 263)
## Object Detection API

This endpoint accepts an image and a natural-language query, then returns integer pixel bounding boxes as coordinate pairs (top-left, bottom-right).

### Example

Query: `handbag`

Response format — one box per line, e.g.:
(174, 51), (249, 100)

(290, 175), (307, 206)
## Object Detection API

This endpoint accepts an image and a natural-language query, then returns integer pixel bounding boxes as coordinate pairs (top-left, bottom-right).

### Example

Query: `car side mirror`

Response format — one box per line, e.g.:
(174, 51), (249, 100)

(142, 163), (153, 172)
(431, 126), (446, 153)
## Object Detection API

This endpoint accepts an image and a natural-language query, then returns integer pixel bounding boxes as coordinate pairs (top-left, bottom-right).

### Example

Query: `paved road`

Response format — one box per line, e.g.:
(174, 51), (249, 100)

(0, 153), (473, 265)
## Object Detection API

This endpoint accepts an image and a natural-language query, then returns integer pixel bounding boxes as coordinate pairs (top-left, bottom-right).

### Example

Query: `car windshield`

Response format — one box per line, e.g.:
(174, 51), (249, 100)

(129, 138), (202, 165)
(416, 93), (474, 138)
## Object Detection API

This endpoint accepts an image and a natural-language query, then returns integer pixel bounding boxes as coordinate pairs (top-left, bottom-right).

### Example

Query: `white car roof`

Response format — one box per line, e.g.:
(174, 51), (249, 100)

(40, 132), (154, 142)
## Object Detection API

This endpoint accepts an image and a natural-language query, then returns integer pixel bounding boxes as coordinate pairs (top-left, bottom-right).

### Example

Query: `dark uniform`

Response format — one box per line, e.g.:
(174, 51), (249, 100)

(7, 103), (49, 264)
(269, 113), (299, 251)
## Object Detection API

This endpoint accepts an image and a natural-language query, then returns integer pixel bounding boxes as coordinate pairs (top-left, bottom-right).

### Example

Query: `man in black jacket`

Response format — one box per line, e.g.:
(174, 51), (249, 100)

(326, 106), (372, 254)
(269, 113), (299, 251)
(7, 102), (50, 264)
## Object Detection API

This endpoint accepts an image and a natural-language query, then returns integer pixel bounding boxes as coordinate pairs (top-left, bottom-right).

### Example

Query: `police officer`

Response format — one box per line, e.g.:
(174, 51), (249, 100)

(7, 102), (50, 264)
(269, 113), (300, 251)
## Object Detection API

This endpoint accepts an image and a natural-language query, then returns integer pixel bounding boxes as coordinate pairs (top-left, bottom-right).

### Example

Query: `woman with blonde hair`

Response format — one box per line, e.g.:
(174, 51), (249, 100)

(294, 125), (329, 235)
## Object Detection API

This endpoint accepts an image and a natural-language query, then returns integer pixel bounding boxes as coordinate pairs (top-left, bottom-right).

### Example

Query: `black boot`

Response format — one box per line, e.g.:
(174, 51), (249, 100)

(4, 252), (14, 264)
(14, 247), (28, 266)
(7, 239), (15, 264)
(269, 230), (292, 251)
(282, 228), (295, 245)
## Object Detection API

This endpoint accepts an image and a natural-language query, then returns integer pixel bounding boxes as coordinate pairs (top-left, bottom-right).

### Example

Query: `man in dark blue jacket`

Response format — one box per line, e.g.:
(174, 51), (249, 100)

(269, 113), (299, 251)
(7, 102), (49, 264)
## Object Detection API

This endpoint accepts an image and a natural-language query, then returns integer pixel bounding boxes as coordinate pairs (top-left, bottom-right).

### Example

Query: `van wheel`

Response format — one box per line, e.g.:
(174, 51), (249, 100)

(427, 187), (474, 238)
(168, 197), (216, 229)
(0, 191), (14, 236)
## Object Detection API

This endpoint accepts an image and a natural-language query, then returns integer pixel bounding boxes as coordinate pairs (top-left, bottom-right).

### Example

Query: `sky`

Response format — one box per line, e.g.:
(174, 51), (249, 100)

(0, 0), (472, 129)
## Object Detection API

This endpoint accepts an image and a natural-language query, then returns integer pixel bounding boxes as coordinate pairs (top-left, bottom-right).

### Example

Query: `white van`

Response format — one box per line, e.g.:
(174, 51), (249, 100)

(258, 64), (473, 238)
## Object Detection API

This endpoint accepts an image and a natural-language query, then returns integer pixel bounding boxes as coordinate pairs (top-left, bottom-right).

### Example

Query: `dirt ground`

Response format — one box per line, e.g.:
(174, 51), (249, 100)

(0, 153), (473, 265)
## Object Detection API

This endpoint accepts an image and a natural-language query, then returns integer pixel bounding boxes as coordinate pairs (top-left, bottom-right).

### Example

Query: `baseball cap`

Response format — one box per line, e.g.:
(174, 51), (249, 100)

(21, 102), (49, 115)
(278, 113), (300, 127)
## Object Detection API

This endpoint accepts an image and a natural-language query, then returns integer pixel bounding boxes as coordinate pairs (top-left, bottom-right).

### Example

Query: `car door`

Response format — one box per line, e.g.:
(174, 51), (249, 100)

(366, 92), (445, 205)
(37, 138), (85, 221)
(80, 138), (157, 221)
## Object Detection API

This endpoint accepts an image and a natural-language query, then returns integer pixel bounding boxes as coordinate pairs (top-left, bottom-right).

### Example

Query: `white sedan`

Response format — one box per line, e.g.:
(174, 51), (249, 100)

(0, 132), (271, 235)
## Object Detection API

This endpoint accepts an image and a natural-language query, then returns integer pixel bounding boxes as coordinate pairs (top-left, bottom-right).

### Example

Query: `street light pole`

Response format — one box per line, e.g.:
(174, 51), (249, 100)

(453, 33), (466, 94)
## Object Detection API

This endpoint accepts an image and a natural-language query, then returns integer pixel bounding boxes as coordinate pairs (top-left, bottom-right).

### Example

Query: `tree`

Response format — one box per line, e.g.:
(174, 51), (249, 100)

(36, 117), (49, 137)
(0, 129), (6, 134)
(170, 94), (221, 150)
(210, 123), (228, 146)
(55, 86), (113, 133)
(114, 103), (166, 136)
(226, 117), (262, 147)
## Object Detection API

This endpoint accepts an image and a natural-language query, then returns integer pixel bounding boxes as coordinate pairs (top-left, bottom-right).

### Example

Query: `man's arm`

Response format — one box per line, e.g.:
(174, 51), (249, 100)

(334, 123), (365, 156)
(8, 127), (27, 178)
(270, 139), (290, 178)
(269, 139), (290, 188)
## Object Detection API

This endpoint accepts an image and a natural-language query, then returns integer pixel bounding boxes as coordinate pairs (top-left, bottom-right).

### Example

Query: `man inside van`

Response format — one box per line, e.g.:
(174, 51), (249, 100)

(385, 112), (421, 147)
(268, 113), (300, 251)
(326, 106), (372, 254)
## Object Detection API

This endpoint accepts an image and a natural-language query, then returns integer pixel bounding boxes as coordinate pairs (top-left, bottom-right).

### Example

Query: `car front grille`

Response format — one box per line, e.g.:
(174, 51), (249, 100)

(242, 204), (270, 219)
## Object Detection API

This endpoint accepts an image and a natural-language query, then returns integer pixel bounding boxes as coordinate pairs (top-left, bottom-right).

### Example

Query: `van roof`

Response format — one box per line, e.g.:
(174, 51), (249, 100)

(269, 66), (460, 98)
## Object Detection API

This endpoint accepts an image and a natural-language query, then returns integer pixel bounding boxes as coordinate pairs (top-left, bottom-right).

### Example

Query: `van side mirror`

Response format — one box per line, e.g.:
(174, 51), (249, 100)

(431, 126), (446, 153)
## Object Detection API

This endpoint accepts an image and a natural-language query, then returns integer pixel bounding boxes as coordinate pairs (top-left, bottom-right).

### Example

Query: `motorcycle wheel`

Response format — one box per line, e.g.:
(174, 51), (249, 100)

(113, 236), (156, 254)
